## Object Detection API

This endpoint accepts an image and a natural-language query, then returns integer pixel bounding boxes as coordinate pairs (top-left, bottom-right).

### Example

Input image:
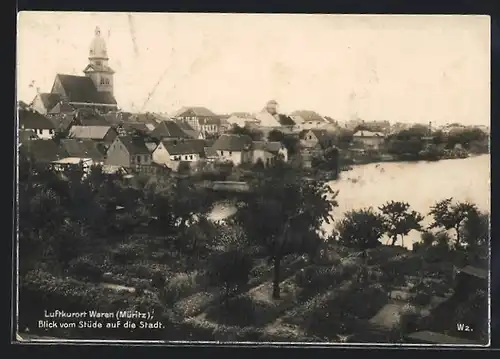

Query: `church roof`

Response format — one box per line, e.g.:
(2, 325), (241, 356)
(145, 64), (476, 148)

(89, 26), (108, 60)
(55, 74), (117, 105)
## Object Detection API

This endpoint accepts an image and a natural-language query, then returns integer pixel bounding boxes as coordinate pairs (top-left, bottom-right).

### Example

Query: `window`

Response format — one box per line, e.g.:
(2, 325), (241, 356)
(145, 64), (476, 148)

(189, 155), (193, 160)
(49, 129), (54, 134)
(137, 155), (141, 163)
(308, 136), (312, 140)
(184, 155), (189, 160)
(229, 151), (232, 155)
(220, 151), (224, 155)
(96, 60), (101, 66)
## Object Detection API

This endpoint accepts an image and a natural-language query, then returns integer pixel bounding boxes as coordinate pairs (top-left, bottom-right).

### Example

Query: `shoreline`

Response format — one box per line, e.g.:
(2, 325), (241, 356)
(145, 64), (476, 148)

(340, 152), (489, 170)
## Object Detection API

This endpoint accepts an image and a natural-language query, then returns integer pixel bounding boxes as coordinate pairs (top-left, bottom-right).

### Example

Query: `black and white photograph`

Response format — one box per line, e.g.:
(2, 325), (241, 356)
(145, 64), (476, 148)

(15, 12), (490, 345)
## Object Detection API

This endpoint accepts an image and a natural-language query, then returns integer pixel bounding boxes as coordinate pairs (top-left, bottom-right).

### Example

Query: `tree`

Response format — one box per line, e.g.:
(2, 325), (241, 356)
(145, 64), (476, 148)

(227, 124), (263, 141)
(207, 224), (253, 305)
(459, 210), (489, 265)
(267, 129), (285, 142)
(428, 198), (479, 248)
(234, 161), (337, 299)
(379, 201), (424, 247)
(336, 208), (385, 279)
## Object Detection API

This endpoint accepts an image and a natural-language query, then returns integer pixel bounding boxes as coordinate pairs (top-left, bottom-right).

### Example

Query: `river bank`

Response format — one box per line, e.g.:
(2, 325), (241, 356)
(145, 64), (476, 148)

(209, 154), (490, 249)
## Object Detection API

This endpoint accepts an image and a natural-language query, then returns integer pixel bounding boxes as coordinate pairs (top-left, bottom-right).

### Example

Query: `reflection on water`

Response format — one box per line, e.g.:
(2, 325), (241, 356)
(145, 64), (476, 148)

(325, 155), (490, 248)
(209, 155), (490, 249)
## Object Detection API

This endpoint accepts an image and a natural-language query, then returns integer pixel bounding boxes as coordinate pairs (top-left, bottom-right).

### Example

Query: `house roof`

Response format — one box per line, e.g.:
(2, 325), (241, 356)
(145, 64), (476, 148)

(173, 119), (202, 138)
(37, 93), (62, 111)
(19, 139), (63, 163)
(204, 146), (218, 157)
(69, 125), (113, 140)
(150, 120), (191, 139)
(303, 129), (337, 148)
(145, 142), (158, 153)
(324, 116), (338, 124)
(230, 112), (255, 119)
(54, 74), (117, 105)
(290, 110), (326, 123)
(353, 130), (385, 138)
(49, 114), (74, 131)
(277, 114), (295, 126)
(118, 136), (150, 155)
(122, 122), (151, 134)
(161, 138), (206, 156)
(172, 106), (218, 118)
(252, 141), (283, 153)
(18, 109), (56, 129)
(212, 134), (253, 151)
(129, 112), (165, 125)
(49, 102), (74, 114)
(59, 139), (105, 161)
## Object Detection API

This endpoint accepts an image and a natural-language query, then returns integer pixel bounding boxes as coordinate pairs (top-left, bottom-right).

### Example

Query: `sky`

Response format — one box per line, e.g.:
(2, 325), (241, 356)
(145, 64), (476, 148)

(17, 12), (490, 126)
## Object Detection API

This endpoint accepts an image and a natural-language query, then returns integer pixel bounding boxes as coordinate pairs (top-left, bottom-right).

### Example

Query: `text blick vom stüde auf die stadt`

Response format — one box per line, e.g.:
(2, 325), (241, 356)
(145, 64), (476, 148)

(38, 309), (164, 330)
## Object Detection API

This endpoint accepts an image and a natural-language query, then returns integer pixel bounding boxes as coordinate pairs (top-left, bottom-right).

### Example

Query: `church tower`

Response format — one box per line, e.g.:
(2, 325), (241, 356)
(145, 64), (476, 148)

(83, 26), (115, 95)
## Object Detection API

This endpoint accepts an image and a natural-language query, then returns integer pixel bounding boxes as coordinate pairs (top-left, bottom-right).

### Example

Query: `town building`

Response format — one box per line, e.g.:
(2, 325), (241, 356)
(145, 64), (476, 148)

(105, 135), (154, 173)
(352, 130), (385, 150)
(69, 125), (118, 144)
(226, 112), (261, 128)
(252, 141), (288, 166)
(300, 129), (336, 150)
(59, 138), (106, 164)
(150, 120), (192, 140)
(211, 134), (253, 166)
(152, 138), (206, 171)
(18, 108), (56, 139)
(172, 107), (221, 135)
(290, 110), (327, 131)
(31, 26), (118, 115)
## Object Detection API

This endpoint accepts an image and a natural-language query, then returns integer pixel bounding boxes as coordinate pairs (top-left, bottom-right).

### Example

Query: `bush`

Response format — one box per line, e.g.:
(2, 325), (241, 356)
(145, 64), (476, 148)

(205, 294), (285, 327)
(112, 243), (143, 265)
(67, 256), (104, 282)
(294, 266), (345, 299)
(163, 271), (201, 303)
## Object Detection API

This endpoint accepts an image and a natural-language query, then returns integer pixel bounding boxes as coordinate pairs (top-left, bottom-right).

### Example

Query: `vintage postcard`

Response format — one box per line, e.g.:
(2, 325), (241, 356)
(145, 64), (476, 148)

(15, 12), (491, 345)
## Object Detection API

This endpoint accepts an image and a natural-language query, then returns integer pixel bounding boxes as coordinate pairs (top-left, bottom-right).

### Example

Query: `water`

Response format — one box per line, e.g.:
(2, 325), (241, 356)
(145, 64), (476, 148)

(325, 155), (490, 248)
(209, 155), (490, 249)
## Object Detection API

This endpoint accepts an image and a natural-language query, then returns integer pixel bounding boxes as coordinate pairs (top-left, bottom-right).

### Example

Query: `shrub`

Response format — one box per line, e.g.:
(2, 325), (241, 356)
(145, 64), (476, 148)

(163, 271), (200, 303)
(112, 243), (142, 265)
(294, 265), (344, 299)
(67, 256), (104, 282)
(396, 304), (421, 334)
(207, 248), (253, 301)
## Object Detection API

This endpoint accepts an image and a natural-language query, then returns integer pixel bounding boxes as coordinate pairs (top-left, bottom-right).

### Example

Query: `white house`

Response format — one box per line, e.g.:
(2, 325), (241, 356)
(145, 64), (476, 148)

(226, 112), (260, 128)
(290, 110), (327, 131)
(211, 134), (253, 166)
(352, 130), (385, 150)
(152, 138), (206, 171)
(252, 141), (288, 166)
